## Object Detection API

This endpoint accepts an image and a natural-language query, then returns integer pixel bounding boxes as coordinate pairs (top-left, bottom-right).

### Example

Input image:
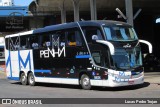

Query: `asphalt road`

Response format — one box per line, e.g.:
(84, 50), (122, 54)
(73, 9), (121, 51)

(0, 71), (160, 107)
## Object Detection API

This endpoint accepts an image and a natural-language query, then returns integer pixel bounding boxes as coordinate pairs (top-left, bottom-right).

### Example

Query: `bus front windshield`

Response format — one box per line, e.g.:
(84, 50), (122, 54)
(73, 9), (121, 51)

(104, 26), (138, 41)
(111, 47), (142, 70)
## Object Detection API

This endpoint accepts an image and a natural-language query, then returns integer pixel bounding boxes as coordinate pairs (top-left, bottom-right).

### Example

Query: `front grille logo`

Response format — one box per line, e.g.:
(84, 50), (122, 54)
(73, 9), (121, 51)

(123, 44), (131, 48)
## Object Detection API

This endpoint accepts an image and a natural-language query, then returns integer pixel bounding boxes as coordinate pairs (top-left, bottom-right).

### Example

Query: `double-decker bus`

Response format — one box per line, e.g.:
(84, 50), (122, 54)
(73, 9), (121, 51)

(5, 20), (152, 90)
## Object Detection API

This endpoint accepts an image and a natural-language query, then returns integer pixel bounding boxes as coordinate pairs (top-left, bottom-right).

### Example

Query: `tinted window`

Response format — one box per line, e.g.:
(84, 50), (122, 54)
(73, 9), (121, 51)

(40, 33), (51, 48)
(30, 35), (39, 49)
(82, 27), (103, 43)
(50, 31), (66, 48)
(66, 28), (83, 46)
(20, 36), (30, 50)
(5, 38), (9, 50)
(9, 37), (20, 51)
(104, 26), (138, 41)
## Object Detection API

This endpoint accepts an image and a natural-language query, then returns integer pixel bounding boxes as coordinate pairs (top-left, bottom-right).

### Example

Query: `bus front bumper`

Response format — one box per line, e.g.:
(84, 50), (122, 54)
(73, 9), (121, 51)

(90, 70), (144, 87)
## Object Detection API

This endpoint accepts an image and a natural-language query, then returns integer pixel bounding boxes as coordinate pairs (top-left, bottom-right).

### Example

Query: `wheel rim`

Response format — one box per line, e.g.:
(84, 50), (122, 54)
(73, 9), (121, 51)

(29, 75), (34, 84)
(83, 77), (90, 86)
(21, 74), (26, 83)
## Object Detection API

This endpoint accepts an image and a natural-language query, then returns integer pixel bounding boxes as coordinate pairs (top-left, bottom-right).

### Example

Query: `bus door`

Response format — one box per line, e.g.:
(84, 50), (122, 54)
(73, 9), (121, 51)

(82, 27), (111, 83)
(83, 27), (110, 68)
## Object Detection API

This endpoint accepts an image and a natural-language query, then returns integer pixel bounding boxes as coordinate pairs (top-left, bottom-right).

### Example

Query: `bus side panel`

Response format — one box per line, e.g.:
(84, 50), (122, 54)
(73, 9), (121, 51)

(10, 51), (19, 78)
(5, 50), (19, 80)
(5, 50), (34, 81)
(35, 77), (79, 85)
(5, 50), (11, 78)
(19, 50), (34, 75)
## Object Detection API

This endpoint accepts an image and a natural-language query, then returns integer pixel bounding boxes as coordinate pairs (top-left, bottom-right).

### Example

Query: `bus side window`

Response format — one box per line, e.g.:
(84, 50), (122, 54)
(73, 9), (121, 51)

(9, 37), (20, 51)
(60, 34), (65, 47)
(20, 36), (29, 50)
(30, 35), (39, 49)
(83, 27), (103, 43)
(92, 51), (101, 65)
(75, 30), (83, 46)
(66, 30), (76, 46)
(5, 38), (9, 50)
(66, 28), (83, 47)
(51, 31), (65, 47)
(41, 33), (51, 48)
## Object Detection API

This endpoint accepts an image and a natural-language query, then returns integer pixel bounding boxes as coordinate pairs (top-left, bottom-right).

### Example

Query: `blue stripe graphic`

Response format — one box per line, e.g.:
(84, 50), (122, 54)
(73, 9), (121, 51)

(6, 51), (11, 68)
(6, 51), (12, 77)
(131, 71), (143, 75)
(35, 76), (78, 79)
(76, 55), (91, 59)
(18, 51), (21, 72)
(6, 51), (31, 79)
(18, 51), (31, 70)
(8, 77), (19, 81)
(34, 70), (51, 73)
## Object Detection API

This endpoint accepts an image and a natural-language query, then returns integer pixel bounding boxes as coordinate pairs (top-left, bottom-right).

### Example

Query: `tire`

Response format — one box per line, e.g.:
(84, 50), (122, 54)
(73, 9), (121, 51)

(80, 74), (91, 90)
(28, 72), (36, 86)
(20, 72), (27, 85)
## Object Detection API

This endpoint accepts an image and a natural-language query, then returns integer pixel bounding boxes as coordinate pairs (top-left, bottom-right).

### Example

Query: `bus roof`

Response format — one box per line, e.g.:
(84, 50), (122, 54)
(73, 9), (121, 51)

(6, 20), (131, 38)
(5, 30), (34, 38)
(33, 20), (131, 34)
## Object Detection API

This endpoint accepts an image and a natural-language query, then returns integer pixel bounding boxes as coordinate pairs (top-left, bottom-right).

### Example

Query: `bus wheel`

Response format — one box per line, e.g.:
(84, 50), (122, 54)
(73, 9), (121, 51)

(80, 74), (91, 90)
(28, 72), (36, 86)
(20, 72), (27, 85)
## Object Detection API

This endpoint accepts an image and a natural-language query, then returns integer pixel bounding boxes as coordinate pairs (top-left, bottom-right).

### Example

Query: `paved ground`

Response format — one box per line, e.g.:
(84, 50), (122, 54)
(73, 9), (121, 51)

(0, 70), (160, 107)
(0, 71), (6, 80)
(144, 72), (160, 84)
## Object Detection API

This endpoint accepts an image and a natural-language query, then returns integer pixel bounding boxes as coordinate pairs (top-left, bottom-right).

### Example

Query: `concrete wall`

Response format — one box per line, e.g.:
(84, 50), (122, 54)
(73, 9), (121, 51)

(29, 17), (44, 30)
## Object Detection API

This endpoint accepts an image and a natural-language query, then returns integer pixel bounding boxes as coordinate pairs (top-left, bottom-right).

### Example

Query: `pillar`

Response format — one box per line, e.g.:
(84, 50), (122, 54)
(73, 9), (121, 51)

(125, 0), (134, 26)
(72, 0), (80, 22)
(58, 0), (66, 23)
(90, 0), (97, 20)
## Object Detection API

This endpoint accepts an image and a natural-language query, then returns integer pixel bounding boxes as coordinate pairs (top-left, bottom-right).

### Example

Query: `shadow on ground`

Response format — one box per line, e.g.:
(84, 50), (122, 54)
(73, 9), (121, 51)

(11, 81), (150, 91)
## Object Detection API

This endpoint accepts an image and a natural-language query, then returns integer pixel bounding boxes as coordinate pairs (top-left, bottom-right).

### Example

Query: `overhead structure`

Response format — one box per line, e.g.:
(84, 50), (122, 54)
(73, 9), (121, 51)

(58, 0), (66, 23)
(29, 0), (160, 24)
(125, 0), (134, 26)
(90, 0), (97, 20)
(72, 0), (80, 22)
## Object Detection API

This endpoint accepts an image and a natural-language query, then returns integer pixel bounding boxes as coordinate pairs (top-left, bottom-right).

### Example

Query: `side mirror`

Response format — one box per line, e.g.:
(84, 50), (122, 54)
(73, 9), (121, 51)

(139, 40), (152, 53)
(96, 40), (115, 55)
